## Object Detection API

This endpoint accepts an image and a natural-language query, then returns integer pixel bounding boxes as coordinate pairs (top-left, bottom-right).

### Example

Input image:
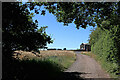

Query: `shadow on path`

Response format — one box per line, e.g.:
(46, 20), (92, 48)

(56, 72), (90, 80)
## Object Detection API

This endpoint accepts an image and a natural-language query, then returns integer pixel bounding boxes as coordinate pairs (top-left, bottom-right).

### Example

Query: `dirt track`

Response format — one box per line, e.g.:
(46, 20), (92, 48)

(65, 53), (110, 78)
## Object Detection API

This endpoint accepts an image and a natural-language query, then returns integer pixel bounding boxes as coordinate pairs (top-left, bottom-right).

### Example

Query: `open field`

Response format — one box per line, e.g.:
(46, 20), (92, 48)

(3, 50), (77, 80)
(13, 50), (76, 69)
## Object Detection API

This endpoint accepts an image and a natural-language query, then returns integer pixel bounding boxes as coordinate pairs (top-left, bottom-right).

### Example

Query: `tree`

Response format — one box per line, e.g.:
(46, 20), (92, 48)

(63, 48), (66, 50)
(2, 2), (53, 59)
(20, 2), (120, 29)
(41, 2), (120, 29)
(89, 22), (120, 77)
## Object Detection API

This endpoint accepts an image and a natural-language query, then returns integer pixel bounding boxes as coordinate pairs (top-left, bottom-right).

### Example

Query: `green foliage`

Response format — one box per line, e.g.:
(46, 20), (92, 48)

(43, 2), (120, 29)
(89, 27), (102, 46)
(19, 2), (120, 29)
(89, 22), (120, 78)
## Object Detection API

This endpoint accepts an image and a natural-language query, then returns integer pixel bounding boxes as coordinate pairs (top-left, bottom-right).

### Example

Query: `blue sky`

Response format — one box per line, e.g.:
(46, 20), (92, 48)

(32, 7), (94, 50)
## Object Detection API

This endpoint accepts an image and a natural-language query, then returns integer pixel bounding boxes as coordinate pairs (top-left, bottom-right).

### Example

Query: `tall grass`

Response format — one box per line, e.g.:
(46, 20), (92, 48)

(40, 50), (76, 69)
(13, 50), (76, 69)
(3, 50), (76, 80)
(46, 56), (76, 69)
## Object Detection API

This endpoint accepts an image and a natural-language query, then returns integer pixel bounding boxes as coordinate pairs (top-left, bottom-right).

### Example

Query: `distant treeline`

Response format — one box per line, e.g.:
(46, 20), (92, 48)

(47, 48), (66, 50)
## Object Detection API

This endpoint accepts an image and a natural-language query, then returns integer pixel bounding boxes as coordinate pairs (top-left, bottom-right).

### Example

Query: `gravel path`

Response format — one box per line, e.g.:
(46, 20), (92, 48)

(64, 53), (110, 78)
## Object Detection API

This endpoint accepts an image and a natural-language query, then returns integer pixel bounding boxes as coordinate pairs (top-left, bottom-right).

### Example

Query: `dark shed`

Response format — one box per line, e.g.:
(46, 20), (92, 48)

(80, 43), (91, 51)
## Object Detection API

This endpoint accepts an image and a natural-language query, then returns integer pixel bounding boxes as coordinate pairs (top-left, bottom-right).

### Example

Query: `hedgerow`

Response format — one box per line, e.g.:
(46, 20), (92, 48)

(89, 21), (120, 78)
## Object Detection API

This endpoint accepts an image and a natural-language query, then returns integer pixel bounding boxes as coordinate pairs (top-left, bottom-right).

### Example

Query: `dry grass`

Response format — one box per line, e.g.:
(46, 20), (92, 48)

(13, 50), (39, 60)
(12, 50), (76, 69)
(80, 51), (96, 59)
(13, 50), (76, 60)
(40, 50), (76, 57)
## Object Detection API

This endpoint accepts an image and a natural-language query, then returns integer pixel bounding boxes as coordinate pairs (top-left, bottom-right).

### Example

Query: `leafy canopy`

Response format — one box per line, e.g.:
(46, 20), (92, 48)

(21, 2), (120, 29)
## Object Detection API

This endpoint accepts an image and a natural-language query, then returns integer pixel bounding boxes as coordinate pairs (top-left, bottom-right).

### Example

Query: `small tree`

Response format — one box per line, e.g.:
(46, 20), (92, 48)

(63, 48), (66, 50)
